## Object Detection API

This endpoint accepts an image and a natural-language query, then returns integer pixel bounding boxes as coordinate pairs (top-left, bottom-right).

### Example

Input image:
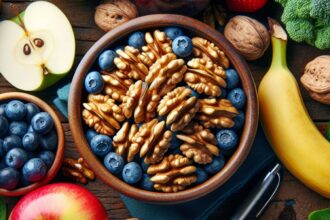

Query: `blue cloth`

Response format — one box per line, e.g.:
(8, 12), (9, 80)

(121, 128), (276, 220)
(51, 83), (276, 219)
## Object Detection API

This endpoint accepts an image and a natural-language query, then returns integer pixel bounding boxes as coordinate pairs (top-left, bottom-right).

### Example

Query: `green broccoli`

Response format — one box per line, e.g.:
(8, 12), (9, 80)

(275, 0), (330, 49)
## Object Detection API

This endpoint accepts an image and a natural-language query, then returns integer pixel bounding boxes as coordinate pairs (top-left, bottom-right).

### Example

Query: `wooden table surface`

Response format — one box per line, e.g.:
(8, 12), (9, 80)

(1, 0), (330, 219)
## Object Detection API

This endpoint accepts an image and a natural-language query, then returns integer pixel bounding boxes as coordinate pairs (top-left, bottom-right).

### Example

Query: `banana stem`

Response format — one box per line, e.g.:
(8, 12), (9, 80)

(268, 18), (289, 71)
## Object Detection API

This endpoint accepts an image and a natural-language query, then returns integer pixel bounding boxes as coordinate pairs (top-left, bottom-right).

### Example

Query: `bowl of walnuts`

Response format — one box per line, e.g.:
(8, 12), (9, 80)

(69, 14), (258, 203)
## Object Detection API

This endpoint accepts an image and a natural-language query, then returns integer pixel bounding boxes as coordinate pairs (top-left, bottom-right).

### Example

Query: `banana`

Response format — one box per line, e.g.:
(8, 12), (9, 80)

(258, 19), (330, 198)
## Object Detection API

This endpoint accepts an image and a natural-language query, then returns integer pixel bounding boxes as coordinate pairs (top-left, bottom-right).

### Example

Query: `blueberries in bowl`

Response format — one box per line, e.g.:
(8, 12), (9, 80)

(164, 27), (184, 40)
(232, 111), (245, 131)
(104, 152), (124, 174)
(0, 99), (58, 191)
(227, 88), (246, 109)
(196, 168), (208, 184)
(84, 71), (104, 94)
(140, 174), (154, 191)
(128, 31), (146, 50)
(225, 69), (240, 90)
(122, 162), (142, 184)
(172, 36), (193, 57)
(90, 134), (112, 157)
(98, 50), (116, 71)
(205, 156), (225, 174)
(216, 129), (238, 151)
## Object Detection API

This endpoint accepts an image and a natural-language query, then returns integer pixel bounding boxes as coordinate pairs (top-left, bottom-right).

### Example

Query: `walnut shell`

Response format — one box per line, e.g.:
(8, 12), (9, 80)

(224, 16), (270, 60)
(300, 55), (330, 105)
(95, 0), (138, 32)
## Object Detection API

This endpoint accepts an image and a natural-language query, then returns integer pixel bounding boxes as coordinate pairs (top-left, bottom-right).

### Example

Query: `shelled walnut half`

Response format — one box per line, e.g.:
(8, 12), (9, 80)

(113, 122), (139, 156)
(197, 98), (238, 129)
(102, 70), (133, 102)
(121, 80), (160, 123)
(157, 87), (200, 131)
(147, 154), (197, 192)
(127, 119), (172, 164)
(192, 37), (230, 69)
(185, 58), (227, 97)
(82, 94), (125, 135)
(177, 123), (219, 164)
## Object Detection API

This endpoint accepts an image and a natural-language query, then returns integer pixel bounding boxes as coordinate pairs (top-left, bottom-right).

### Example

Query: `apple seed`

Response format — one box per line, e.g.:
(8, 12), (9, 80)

(23, 44), (31, 55)
(33, 38), (44, 48)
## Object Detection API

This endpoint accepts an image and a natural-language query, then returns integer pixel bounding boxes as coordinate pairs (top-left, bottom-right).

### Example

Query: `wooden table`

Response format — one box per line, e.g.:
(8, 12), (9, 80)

(1, 1), (329, 219)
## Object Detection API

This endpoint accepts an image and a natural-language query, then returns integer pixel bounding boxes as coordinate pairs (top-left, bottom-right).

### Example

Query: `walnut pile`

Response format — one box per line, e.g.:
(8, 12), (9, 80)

(157, 87), (200, 132)
(177, 123), (219, 164)
(197, 98), (239, 128)
(147, 154), (197, 192)
(142, 30), (173, 62)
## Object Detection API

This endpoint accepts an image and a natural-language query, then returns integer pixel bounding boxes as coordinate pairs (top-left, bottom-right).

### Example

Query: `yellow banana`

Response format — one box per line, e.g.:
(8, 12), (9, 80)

(258, 19), (330, 198)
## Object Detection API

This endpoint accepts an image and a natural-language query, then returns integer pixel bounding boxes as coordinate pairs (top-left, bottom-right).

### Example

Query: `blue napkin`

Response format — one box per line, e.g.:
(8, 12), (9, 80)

(52, 83), (276, 219)
(121, 128), (276, 220)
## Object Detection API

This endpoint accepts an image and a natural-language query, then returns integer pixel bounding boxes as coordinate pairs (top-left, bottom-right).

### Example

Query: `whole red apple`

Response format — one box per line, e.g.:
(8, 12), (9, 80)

(10, 183), (108, 220)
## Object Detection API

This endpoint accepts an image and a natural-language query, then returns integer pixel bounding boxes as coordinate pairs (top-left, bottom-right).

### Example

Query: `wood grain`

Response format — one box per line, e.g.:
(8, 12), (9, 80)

(0, 0), (329, 219)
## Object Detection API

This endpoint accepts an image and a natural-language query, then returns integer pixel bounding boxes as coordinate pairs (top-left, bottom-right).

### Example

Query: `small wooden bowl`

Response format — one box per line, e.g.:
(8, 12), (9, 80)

(0, 92), (65, 197)
(69, 14), (258, 204)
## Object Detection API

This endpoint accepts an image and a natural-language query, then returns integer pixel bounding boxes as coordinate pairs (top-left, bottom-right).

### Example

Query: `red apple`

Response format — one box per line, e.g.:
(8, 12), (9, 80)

(10, 183), (108, 220)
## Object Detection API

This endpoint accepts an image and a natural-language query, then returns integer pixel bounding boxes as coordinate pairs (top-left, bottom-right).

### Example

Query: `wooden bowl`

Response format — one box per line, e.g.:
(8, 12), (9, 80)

(69, 14), (258, 204)
(0, 92), (65, 197)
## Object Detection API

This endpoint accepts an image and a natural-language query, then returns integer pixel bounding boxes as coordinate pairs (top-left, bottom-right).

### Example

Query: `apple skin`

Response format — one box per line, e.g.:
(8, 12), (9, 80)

(9, 183), (108, 220)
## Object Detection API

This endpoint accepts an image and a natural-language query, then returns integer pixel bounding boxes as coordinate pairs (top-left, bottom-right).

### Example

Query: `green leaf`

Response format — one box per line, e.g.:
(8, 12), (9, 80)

(309, 208), (330, 220)
(0, 197), (6, 220)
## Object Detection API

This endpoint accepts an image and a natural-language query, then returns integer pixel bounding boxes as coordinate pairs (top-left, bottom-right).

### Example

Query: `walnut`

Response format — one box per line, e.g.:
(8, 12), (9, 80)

(224, 16), (270, 60)
(142, 30), (173, 62)
(114, 46), (152, 80)
(102, 70), (133, 102)
(300, 55), (330, 105)
(147, 154), (197, 192)
(113, 122), (139, 156)
(157, 87), (200, 132)
(128, 119), (172, 164)
(192, 37), (230, 68)
(177, 123), (219, 164)
(185, 58), (227, 97)
(197, 98), (239, 129)
(82, 94), (125, 135)
(95, 0), (138, 32)
(121, 80), (160, 123)
(146, 53), (187, 97)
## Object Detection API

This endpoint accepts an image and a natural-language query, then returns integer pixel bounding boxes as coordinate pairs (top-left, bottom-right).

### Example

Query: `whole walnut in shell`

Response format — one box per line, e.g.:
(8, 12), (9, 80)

(300, 55), (330, 105)
(224, 16), (270, 60)
(95, 0), (138, 32)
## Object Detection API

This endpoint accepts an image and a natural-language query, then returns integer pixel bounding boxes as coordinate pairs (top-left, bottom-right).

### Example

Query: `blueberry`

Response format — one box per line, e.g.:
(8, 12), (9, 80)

(196, 168), (208, 184)
(227, 88), (246, 109)
(0, 159), (6, 170)
(3, 135), (22, 152)
(90, 134), (112, 157)
(0, 116), (8, 137)
(128, 31), (146, 50)
(31, 112), (54, 134)
(84, 71), (104, 94)
(5, 148), (28, 169)
(232, 111), (245, 131)
(40, 129), (58, 151)
(164, 27), (184, 40)
(141, 160), (148, 172)
(225, 69), (240, 90)
(98, 50), (116, 71)
(86, 129), (98, 143)
(205, 155), (225, 174)
(26, 151), (38, 160)
(0, 140), (3, 158)
(216, 129), (238, 151)
(0, 104), (6, 116)
(22, 158), (47, 182)
(0, 167), (20, 190)
(104, 152), (124, 174)
(22, 132), (40, 151)
(191, 90), (201, 98)
(9, 121), (28, 137)
(219, 88), (227, 99)
(5, 100), (26, 121)
(27, 125), (34, 133)
(172, 36), (193, 57)
(25, 103), (40, 123)
(38, 150), (55, 168)
(122, 162), (142, 184)
(140, 174), (154, 191)
(170, 132), (182, 149)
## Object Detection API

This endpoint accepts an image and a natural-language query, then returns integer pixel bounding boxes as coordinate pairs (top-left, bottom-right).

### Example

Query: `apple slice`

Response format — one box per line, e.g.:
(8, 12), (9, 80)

(0, 1), (75, 91)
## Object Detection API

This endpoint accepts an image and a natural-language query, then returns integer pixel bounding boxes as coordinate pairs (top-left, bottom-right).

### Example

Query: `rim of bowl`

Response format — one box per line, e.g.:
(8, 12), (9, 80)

(0, 92), (65, 197)
(69, 14), (258, 204)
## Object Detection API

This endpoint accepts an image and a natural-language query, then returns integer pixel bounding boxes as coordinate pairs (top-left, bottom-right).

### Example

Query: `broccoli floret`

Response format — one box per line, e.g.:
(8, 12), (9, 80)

(285, 19), (315, 45)
(315, 26), (330, 49)
(310, 0), (330, 19)
(281, 0), (312, 22)
(275, 0), (288, 7)
(315, 17), (330, 28)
